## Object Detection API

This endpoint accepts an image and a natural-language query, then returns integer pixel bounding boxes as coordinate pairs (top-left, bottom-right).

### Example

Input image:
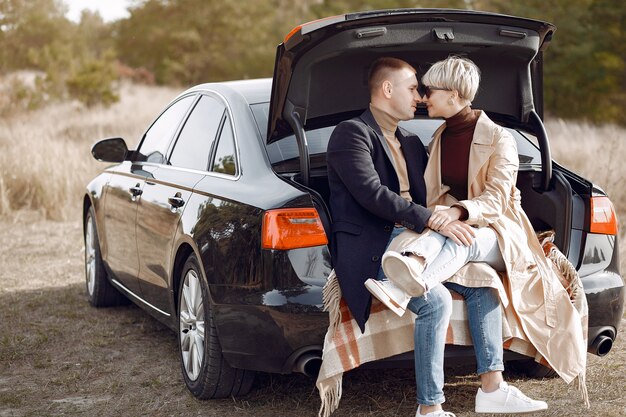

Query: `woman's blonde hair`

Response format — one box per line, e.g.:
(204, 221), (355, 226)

(422, 56), (481, 103)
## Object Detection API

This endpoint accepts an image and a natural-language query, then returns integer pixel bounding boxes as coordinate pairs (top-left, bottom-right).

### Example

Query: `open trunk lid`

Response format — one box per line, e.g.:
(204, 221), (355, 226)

(267, 8), (555, 144)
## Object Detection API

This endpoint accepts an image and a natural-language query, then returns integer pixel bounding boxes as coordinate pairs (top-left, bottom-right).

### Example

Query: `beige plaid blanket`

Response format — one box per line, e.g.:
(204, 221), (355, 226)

(316, 233), (589, 417)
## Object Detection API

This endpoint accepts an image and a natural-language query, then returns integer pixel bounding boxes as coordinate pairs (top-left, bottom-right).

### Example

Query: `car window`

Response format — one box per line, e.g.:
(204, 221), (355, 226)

(250, 103), (334, 164)
(250, 102), (541, 167)
(211, 114), (238, 176)
(511, 131), (542, 165)
(169, 95), (226, 171)
(137, 95), (195, 164)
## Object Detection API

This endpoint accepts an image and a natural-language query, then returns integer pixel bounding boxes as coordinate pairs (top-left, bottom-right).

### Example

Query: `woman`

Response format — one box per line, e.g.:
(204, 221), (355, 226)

(379, 56), (587, 416)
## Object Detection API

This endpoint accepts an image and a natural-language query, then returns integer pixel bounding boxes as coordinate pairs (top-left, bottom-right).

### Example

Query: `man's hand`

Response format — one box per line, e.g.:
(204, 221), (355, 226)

(437, 220), (476, 246)
(428, 207), (463, 231)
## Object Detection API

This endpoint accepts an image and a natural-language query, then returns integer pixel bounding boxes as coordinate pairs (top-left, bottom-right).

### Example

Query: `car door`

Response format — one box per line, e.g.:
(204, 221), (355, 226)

(189, 109), (264, 291)
(101, 162), (151, 295)
(136, 93), (227, 313)
(102, 94), (195, 297)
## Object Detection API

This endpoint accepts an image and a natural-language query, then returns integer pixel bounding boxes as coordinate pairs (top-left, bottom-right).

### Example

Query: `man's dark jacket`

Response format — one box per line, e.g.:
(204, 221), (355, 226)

(326, 109), (432, 333)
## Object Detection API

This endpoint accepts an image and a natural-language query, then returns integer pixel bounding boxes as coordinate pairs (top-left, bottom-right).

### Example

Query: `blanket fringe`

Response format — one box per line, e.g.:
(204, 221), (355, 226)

(322, 272), (342, 339)
(318, 374), (343, 417)
(541, 232), (580, 302)
(576, 371), (590, 408)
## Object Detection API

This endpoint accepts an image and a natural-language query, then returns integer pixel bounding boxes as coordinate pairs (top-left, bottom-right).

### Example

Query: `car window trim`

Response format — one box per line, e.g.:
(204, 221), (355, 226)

(154, 163), (241, 182)
(163, 92), (201, 166)
(199, 90), (241, 178)
(207, 111), (228, 172)
(165, 90), (242, 180)
(135, 93), (198, 163)
(209, 112), (241, 177)
(164, 94), (203, 167)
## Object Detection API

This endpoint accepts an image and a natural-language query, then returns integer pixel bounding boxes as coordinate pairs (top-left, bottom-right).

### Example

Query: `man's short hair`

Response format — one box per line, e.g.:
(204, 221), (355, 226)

(368, 57), (416, 94)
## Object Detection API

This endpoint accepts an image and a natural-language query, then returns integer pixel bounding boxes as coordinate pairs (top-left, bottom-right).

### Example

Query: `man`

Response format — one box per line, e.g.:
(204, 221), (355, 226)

(326, 57), (547, 417)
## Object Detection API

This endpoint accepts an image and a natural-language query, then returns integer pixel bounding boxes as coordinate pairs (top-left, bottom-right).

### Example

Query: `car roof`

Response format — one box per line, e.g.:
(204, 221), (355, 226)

(185, 78), (272, 105)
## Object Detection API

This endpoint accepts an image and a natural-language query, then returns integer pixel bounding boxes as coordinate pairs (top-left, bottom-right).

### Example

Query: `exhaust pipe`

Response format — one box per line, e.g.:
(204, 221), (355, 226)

(294, 352), (322, 377)
(589, 334), (613, 357)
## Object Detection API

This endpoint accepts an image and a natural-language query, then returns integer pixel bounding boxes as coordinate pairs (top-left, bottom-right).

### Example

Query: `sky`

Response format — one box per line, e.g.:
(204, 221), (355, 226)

(64, 0), (133, 23)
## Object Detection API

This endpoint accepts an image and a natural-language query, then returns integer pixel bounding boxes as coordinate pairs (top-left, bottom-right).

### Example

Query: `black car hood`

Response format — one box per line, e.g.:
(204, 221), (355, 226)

(267, 8), (555, 143)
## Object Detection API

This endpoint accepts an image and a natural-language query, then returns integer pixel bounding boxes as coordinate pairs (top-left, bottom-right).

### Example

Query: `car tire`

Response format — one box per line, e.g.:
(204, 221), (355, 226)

(84, 206), (128, 307)
(506, 359), (558, 379)
(178, 253), (255, 399)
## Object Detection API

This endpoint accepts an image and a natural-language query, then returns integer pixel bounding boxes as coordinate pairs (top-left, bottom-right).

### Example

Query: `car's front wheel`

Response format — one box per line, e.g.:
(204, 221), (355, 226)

(84, 206), (127, 307)
(178, 253), (254, 399)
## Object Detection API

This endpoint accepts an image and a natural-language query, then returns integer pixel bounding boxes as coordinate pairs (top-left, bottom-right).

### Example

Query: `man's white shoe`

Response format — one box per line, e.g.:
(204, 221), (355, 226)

(475, 382), (548, 413)
(364, 278), (410, 317)
(381, 251), (427, 297)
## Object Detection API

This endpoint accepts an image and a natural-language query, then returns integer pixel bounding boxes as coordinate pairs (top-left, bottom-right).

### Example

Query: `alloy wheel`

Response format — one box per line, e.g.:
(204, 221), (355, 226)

(179, 270), (205, 381)
(85, 215), (96, 296)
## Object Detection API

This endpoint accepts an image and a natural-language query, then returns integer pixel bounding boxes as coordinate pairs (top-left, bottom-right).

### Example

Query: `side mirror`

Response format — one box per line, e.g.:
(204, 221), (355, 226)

(91, 137), (128, 163)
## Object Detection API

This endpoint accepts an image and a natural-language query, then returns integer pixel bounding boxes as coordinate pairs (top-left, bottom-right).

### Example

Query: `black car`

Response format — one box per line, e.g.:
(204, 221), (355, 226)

(84, 9), (624, 399)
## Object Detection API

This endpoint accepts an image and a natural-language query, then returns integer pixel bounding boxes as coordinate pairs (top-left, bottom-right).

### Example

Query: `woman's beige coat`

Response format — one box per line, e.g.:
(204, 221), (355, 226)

(423, 111), (586, 383)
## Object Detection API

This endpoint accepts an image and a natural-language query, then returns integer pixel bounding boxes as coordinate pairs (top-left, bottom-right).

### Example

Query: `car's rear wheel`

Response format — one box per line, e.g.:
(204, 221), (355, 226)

(84, 206), (128, 307)
(178, 253), (255, 399)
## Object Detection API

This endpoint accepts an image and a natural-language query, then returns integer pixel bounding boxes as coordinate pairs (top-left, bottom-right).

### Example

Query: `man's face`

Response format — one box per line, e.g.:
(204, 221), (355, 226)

(388, 68), (421, 121)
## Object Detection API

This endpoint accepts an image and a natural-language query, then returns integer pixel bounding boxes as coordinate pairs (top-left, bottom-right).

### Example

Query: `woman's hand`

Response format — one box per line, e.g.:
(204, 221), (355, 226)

(428, 206), (464, 231)
(438, 220), (476, 246)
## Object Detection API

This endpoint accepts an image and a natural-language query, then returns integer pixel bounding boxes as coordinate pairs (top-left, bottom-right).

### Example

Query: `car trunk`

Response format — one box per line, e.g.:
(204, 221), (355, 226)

(263, 9), (587, 258)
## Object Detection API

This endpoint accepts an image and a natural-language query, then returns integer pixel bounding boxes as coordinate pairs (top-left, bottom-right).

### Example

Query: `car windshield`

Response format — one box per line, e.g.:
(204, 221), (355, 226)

(250, 103), (541, 172)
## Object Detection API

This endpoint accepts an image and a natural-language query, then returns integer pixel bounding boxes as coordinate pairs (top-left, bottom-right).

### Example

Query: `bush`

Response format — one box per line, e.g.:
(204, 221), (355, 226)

(66, 56), (120, 107)
(0, 72), (49, 115)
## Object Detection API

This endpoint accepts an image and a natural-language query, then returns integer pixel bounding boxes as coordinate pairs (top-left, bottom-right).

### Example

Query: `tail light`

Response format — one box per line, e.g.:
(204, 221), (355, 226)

(262, 208), (328, 250)
(590, 196), (618, 235)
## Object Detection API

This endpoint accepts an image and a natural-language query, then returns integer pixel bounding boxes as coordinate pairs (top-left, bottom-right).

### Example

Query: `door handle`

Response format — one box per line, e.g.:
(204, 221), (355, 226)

(168, 196), (185, 208)
(129, 184), (143, 197)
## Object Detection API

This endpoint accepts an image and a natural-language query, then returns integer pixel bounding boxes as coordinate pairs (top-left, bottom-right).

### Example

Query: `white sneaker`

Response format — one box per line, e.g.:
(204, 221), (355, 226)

(416, 405), (456, 417)
(364, 278), (410, 317)
(475, 382), (548, 413)
(381, 251), (427, 297)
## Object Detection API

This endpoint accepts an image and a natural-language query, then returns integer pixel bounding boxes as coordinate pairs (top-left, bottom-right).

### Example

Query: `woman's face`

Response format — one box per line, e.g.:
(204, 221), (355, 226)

(422, 86), (455, 118)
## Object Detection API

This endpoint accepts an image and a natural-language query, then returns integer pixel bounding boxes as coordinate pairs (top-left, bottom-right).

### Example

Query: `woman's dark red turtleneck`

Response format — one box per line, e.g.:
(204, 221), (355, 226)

(441, 106), (480, 201)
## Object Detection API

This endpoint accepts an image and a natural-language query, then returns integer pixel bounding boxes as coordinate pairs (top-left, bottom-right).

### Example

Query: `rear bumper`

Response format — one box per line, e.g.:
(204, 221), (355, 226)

(585, 273), (625, 346)
(213, 303), (327, 373)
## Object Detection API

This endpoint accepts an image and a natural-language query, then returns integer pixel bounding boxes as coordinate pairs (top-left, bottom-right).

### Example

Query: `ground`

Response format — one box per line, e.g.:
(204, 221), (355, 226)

(0, 212), (624, 416)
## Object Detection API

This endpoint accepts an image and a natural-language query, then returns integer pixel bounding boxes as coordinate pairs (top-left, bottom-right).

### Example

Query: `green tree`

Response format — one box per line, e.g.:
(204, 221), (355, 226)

(583, 0), (626, 124)
(0, 0), (72, 72)
(0, 0), (120, 108)
(481, 0), (626, 124)
(115, 0), (334, 85)
(74, 9), (115, 58)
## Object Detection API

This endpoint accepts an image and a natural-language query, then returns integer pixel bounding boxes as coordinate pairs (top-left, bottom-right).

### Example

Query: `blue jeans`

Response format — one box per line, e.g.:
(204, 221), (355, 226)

(444, 282), (504, 376)
(378, 227), (505, 406)
(400, 226), (506, 292)
(407, 285), (452, 405)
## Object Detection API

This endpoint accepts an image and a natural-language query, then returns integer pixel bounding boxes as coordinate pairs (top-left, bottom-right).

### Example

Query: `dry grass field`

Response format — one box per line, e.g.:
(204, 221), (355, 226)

(0, 83), (179, 221)
(1, 85), (625, 416)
